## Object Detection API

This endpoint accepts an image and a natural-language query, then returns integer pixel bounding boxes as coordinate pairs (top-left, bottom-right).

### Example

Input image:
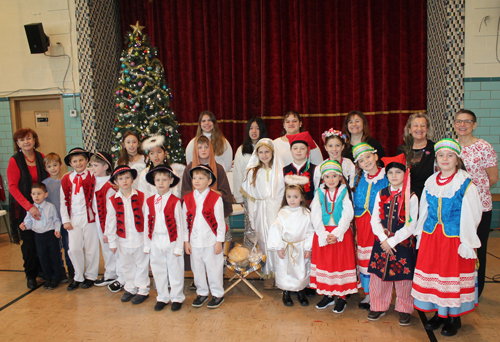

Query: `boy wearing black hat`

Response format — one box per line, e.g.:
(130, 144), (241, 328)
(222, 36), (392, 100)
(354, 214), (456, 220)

(60, 147), (99, 291)
(144, 164), (185, 312)
(106, 165), (150, 305)
(183, 165), (226, 309)
(90, 152), (120, 288)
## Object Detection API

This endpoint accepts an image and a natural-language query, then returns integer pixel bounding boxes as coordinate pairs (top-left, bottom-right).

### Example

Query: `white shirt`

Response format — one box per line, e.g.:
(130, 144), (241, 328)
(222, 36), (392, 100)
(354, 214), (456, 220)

(233, 144), (254, 203)
(185, 133), (234, 172)
(143, 191), (185, 255)
(60, 170), (91, 224)
(106, 189), (145, 249)
(23, 200), (61, 234)
(370, 186), (419, 249)
(183, 188), (225, 247)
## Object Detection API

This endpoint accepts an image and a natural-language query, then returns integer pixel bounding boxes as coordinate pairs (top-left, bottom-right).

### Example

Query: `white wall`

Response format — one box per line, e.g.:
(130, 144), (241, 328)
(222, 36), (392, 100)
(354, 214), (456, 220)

(0, 0), (79, 97)
(465, 0), (500, 77)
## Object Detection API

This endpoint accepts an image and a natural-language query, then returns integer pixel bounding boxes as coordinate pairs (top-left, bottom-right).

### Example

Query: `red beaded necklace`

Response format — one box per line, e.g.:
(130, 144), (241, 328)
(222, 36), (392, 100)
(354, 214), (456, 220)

(367, 167), (382, 180)
(436, 171), (457, 186)
(24, 153), (35, 163)
(325, 187), (339, 215)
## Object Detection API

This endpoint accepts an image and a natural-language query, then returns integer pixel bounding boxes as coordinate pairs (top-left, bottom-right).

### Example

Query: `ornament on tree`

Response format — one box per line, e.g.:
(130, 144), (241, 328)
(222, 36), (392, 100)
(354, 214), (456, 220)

(112, 22), (185, 164)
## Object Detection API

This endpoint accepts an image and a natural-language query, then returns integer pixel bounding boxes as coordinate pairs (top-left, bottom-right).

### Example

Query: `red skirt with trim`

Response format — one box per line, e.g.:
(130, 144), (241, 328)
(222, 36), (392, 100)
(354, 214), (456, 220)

(310, 226), (358, 296)
(355, 212), (374, 272)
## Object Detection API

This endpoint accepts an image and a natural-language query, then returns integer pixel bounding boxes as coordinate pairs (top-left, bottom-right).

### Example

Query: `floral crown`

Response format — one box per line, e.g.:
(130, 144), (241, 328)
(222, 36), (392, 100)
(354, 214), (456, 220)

(321, 128), (346, 143)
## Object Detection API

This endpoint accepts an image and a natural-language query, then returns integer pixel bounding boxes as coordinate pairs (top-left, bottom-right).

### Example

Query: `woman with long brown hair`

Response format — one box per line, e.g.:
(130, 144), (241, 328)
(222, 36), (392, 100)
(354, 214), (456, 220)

(342, 111), (385, 161)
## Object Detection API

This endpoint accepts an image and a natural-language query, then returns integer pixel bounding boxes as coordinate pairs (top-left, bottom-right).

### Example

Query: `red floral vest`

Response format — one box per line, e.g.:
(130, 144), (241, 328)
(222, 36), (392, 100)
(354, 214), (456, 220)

(146, 194), (180, 242)
(95, 181), (115, 233)
(109, 191), (145, 238)
(184, 190), (226, 238)
(61, 172), (96, 223)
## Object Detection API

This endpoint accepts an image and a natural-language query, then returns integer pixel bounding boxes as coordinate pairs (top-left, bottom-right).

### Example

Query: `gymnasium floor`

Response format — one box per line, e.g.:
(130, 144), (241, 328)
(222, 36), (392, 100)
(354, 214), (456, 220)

(0, 232), (499, 342)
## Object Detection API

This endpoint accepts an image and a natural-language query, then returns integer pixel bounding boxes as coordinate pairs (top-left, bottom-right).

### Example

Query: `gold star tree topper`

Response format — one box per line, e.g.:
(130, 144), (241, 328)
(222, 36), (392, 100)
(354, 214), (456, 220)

(130, 21), (145, 35)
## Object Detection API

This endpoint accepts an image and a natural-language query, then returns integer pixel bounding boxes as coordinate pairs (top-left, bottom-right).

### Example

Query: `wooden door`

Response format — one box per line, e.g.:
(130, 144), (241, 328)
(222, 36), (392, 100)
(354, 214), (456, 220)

(10, 96), (68, 174)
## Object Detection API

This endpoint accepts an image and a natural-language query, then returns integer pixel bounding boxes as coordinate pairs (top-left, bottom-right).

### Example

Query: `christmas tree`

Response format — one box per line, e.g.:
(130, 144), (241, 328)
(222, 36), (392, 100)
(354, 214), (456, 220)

(111, 21), (184, 163)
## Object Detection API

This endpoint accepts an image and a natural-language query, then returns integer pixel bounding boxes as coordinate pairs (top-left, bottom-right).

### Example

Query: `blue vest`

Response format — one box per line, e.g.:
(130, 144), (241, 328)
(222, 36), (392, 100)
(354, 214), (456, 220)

(353, 172), (389, 217)
(317, 186), (347, 226)
(423, 178), (472, 237)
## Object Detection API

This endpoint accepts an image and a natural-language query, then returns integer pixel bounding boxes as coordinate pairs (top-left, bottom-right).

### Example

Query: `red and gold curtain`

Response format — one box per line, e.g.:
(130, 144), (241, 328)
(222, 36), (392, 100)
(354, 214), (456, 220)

(119, 0), (426, 156)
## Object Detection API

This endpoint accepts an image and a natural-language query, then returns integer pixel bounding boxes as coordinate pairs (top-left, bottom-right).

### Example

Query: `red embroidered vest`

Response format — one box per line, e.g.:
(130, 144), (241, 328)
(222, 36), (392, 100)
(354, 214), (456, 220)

(184, 190), (226, 238)
(61, 172), (96, 223)
(95, 181), (114, 233)
(146, 194), (180, 242)
(109, 191), (145, 238)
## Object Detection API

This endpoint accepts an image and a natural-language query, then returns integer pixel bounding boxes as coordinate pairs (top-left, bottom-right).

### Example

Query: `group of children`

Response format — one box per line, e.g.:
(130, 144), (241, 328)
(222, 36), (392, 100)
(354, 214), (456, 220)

(20, 127), (482, 336)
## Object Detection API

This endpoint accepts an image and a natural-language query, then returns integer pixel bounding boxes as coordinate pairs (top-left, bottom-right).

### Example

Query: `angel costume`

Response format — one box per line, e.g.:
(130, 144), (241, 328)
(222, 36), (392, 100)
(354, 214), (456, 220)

(412, 169), (482, 317)
(241, 138), (285, 276)
(268, 206), (314, 291)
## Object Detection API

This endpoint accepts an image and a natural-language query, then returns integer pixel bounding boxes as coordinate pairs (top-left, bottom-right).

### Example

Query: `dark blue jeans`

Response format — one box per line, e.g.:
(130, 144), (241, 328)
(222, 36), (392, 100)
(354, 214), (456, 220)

(34, 230), (62, 281)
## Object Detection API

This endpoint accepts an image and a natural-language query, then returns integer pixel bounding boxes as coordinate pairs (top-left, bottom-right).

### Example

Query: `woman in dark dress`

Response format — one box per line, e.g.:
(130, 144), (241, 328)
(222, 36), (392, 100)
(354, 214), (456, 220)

(342, 111), (385, 161)
(7, 128), (48, 289)
(396, 113), (435, 199)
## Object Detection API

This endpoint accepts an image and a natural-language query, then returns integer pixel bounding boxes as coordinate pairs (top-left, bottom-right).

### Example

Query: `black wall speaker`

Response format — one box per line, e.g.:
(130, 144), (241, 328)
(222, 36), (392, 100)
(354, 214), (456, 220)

(24, 23), (50, 54)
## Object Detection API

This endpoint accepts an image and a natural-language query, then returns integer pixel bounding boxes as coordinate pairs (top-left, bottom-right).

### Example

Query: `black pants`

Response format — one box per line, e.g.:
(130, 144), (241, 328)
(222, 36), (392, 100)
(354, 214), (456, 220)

(34, 231), (61, 281)
(19, 229), (40, 279)
(477, 210), (492, 297)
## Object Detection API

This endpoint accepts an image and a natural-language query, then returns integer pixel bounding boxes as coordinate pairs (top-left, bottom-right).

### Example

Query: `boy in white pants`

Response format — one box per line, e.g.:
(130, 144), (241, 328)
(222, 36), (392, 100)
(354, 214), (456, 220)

(106, 165), (150, 305)
(183, 165), (226, 309)
(144, 164), (185, 312)
(60, 148), (99, 291)
(90, 152), (121, 287)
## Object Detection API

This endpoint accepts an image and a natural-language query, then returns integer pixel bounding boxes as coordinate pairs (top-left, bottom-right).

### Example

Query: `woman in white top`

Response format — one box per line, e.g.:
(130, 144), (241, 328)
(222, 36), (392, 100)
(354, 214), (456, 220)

(273, 111), (323, 166)
(185, 110), (233, 172)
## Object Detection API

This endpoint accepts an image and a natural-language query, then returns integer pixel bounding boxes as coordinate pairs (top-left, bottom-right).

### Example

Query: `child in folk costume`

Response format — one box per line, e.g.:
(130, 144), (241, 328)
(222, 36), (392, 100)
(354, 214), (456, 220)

(60, 148), (99, 291)
(351, 143), (389, 309)
(138, 135), (171, 199)
(412, 139), (482, 337)
(183, 165), (226, 309)
(90, 152), (119, 288)
(106, 166), (150, 305)
(144, 165), (185, 312)
(283, 131), (317, 202)
(314, 128), (356, 189)
(310, 160), (357, 313)
(268, 179), (315, 307)
(115, 131), (147, 190)
(241, 138), (285, 288)
(367, 154), (419, 326)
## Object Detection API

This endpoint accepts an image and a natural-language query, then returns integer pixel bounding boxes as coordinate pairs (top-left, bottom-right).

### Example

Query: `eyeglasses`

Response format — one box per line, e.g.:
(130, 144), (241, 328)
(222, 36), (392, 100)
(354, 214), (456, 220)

(455, 119), (474, 125)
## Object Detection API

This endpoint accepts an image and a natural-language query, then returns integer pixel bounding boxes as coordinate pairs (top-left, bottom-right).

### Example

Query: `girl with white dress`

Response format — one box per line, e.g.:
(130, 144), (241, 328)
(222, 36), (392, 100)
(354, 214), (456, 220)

(115, 131), (146, 190)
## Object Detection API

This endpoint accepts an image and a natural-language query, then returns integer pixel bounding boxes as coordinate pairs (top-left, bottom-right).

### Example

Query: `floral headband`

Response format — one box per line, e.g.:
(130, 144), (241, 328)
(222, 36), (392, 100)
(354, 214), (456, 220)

(321, 128), (346, 143)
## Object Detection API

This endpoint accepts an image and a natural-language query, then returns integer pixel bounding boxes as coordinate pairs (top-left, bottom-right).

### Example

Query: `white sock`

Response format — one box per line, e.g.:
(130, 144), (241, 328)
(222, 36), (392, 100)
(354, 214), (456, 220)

(361, 294), (370, 303)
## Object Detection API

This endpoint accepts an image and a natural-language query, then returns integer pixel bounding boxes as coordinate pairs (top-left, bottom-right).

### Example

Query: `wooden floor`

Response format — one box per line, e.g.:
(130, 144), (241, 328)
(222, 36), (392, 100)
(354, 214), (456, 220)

(0, 233), (499, 342)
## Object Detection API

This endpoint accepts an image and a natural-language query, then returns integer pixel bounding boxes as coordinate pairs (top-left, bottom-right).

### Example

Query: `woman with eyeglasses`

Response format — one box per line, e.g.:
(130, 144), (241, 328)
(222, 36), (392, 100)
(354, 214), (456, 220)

(454, 109), (499, 298)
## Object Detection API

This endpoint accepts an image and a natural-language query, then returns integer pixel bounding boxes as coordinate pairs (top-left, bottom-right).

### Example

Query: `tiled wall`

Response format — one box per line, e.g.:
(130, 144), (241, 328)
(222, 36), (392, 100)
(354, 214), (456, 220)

(463, 78), (500, 229)
(0, 95), (83, 205)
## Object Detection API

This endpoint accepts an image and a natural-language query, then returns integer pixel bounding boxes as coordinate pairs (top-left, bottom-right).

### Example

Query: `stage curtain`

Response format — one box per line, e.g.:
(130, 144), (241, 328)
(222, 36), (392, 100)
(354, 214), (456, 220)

(119, 0), (426, 156)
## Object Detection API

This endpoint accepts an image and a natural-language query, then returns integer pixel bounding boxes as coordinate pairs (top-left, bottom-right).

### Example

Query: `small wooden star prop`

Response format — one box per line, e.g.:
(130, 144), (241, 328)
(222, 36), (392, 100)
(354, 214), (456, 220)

(130, 21), (145, 35)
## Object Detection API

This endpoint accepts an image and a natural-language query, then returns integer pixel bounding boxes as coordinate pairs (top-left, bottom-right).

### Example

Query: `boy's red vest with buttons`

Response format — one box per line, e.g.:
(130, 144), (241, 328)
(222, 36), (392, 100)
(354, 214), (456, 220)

(109, 191), (145, 238)
(146, 194), (180, 241)
(61, 172), (96, 223)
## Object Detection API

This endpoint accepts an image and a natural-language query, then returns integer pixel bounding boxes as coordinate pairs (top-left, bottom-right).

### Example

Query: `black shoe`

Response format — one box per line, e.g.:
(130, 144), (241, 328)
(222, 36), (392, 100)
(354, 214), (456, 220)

(441, 316), (461, 337)
(424, 312), (445, 331)
(207, 296), (225, 309)
(192, 295), (209, 308)
(282, 291), (294, 307)
(297, 290), (309, 306)
(43, 281), (50, 289)
(315, 295), (335, 309)
(108, 280), (124, 293)
(171, 302), (183, 312)
(121, 291), (135, 302)
(358, 301), (370, 310)
(67, 280), (81, 291)
(154, 301), (168, 311)
(48, 279), (59, 290)
(131, 294), (149, 304)
(95, 276), (116, 287)
(399, 312), (411, 326)
(80, 279), (95, 289)
(304, 287), (316, 297)
(367, 311), (386, 321)
(37, 271), (44, 279)
(333, 298), (347, 313)
(27, 278), (37, 290)
(68, 267), (75, 280)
